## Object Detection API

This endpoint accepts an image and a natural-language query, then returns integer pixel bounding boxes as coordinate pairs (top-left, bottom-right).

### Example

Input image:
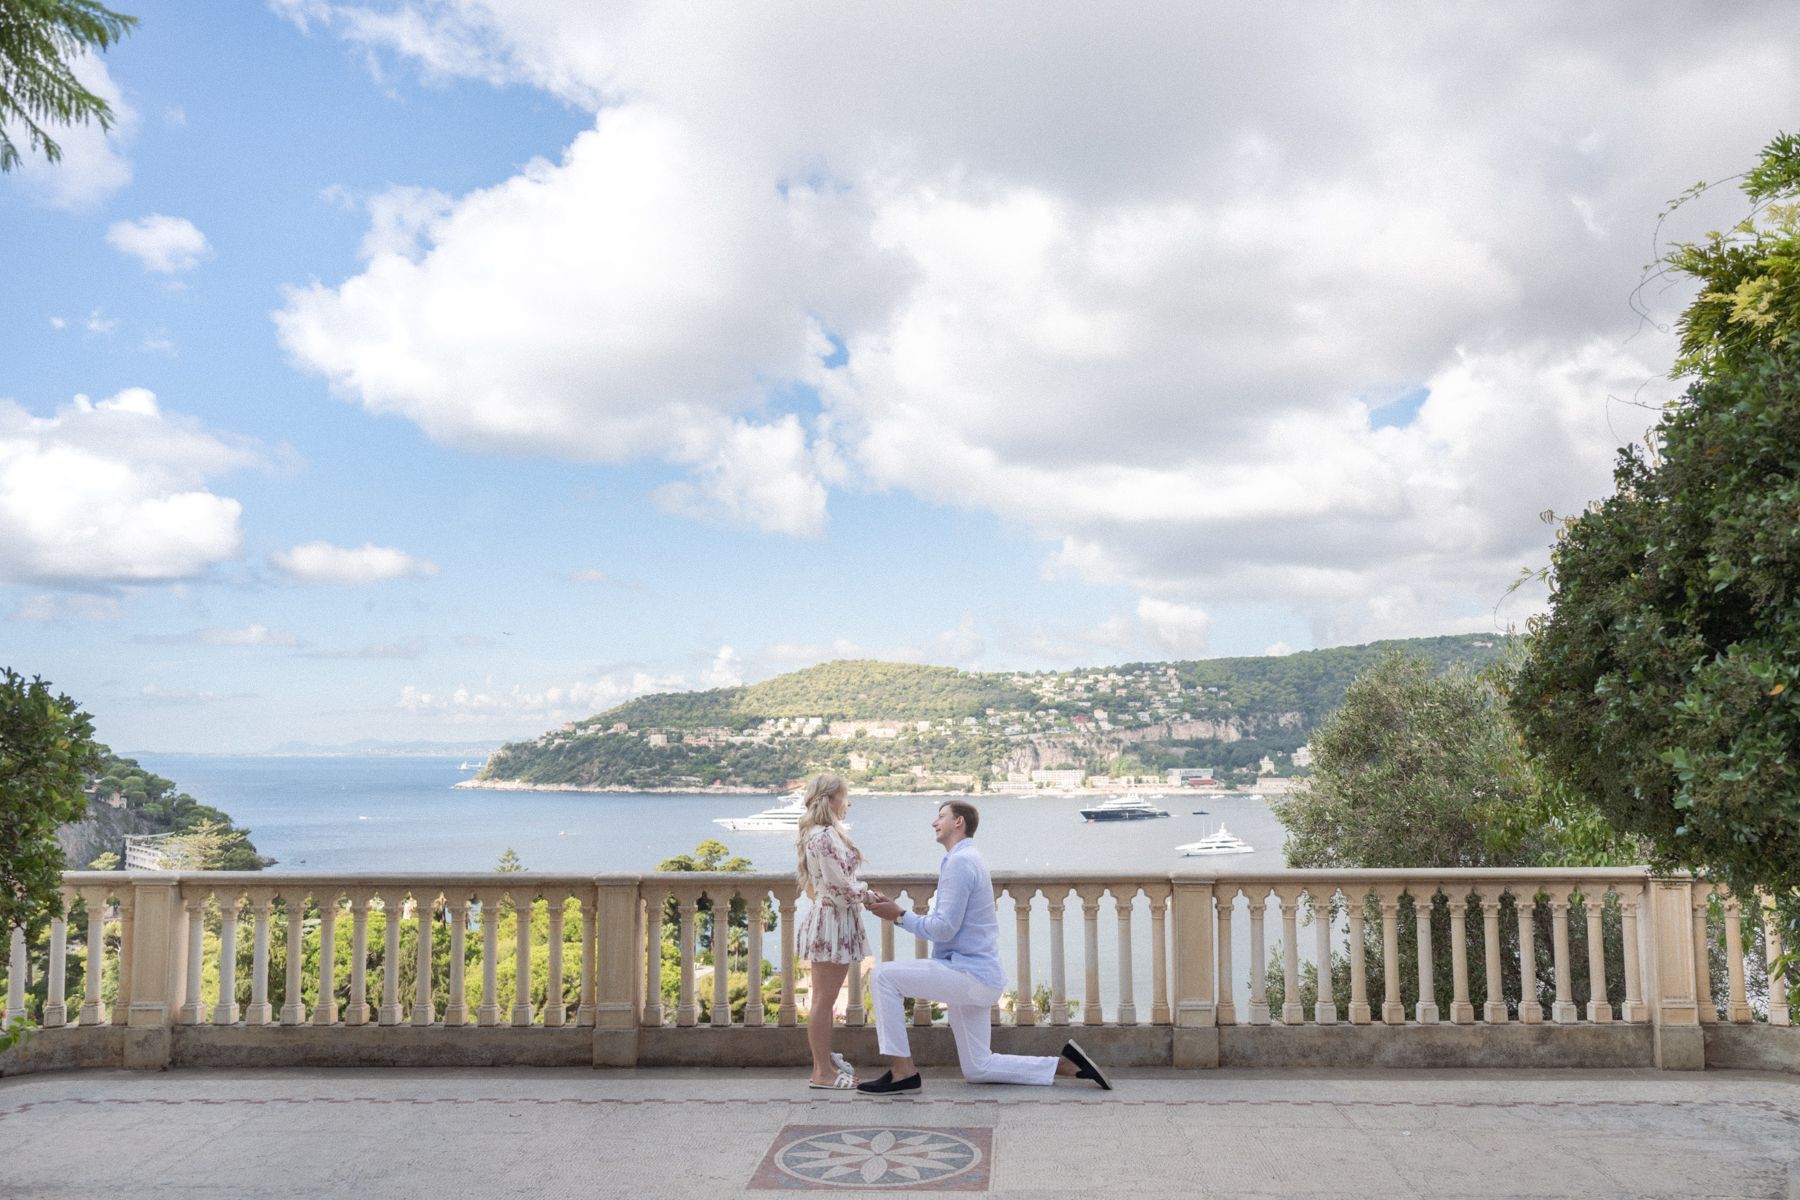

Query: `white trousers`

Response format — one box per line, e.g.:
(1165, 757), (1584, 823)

(868, 959), (1059, 1086)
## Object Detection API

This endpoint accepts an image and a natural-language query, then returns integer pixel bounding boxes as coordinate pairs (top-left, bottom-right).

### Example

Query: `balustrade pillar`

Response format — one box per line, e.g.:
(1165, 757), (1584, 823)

(1692, 887), (1719, 1023)
(778, 889), (797, 1028)
(180, 895), (207, 1025)
(413, 893), (436, 1026)
(280, 895), (308, 1026)
(1079, 887), (1103, 1026)
(313, 892), (338, 1026)
(1765, 893), (1791, 1027)
(711, 890), (732, 1028)
(1516, 887), (1542, 1024)
(80, 889), (107, 1026)
(246, 896), (273, 1026)
(746, 889), (766, 1028)
(578, 898), (598, 1028)
(7, 924), (27, 1024)
(379, 893), (403, 1026)
(1115, 886), (1138, 1026)
(346, 893), (371, 1026)
(1313, 889), (1337, 1024)
(676, 894), (699, 1027)
(543, 895), (566, 1028)
(1048, 888), (1069, 1027)
(478, 892), (501, 1026)
(45, 907), (68, 1027)
(1169, 876), (1217, 1042)
(1247, 890), (1270, 1025)
(1379, 890), (1404, 1025)
(1649, 877), (1704, 1068)
(1479, 890), (1506, 1024)
(213, 893), (242, 1026)
(446, 899), (470, 1027)
(1584, 890), (1612, 1024)
(1448, 892), (1473, 1024)
(1346, 891), (1370, 1024)
(1203, 888), (1225, 1026)
(1549, 890), (1577, 1024)
(1620, 890), (1648, 1023)
(1414, 887), (1439, 1024)
(643, 891), (665, 1027)
(111, 896), (133, 1027)
(1720, 896), (1751, 1022)
(1276, 888), (1302, 1025)
(913, 891), (934, 1027)
(591, 882), (643, 1053)
(1013, 889), (1036, 1026)
(511, 889), (535, 1027)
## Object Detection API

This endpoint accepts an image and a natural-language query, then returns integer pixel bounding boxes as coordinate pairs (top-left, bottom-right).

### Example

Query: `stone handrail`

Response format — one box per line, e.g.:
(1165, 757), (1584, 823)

(3, 867), (1792, 1073)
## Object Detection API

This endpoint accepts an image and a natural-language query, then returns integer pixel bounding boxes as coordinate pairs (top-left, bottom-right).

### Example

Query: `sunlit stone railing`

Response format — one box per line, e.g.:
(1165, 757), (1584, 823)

(3, 868), (1792, 1073)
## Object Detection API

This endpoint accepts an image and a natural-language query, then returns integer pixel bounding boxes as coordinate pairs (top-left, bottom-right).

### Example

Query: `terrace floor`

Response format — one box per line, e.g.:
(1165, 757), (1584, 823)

(3, 1066), (1798, 1199)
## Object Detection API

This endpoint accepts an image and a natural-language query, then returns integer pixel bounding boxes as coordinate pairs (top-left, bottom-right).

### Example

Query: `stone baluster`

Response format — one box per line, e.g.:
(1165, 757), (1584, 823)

(4, 924), (23, 1024)
(314, 890), (339, 1026)
(676, 892), (699, 1027)
(1620, 887), (1648, 1023)
(1478, 888), (1506, 1023)
(1548, 887), (1577, 1024)
(45, 902), (69, 1027)
(1448, 889), (1473, 1025)
(478, 892), (502, 1027)
(1721, 894), (1752, 1023)
(537, 893), (563, 1028)
(1378, 887), (1405, 1024)
(1413, 885), (1439, 1024)
(1765, 893), (1791, 1027)
(1048, 887), (1069, 1027)
(1213, 888), (1235, 1026)
(80, 888), (107, 1026)
(913, 890), (934, 1027)
(1692, 885), (1719, 1023)
(642, 889), (665, 1027)
(1312, 888), (1338, 1024)
(1149, 886), (1171, 1026)
(1275, 887), (1303, 1025)
(180, 893), (207, 1024)
(213, 892), (242, 1026)
(111, 894), (134, 1027)
(413, 892), (436, 1026)
(778, 887), (798, 1028)
(1584, 888), (1612, 1024)
(1248, 889), (1271, 1025)
(1515, 886), (1543, 1023)
(878, 900), (896, 962)
(1014, 887), (1036, 1026)
(1346, 888), (1370, 1024)
(346, 892), (371, 1026)
(745, 887), (766, 1028)
(1078, 886), (1103, 1026)
(379, 892), (404, 1026)
(511, 888), (535, 1027)
(1115, 885), (1138, 1027)
(990, 886), (1005, 1027)
(710, 889), (732, 1028)
(446, 898), (470, 1027)
(246, 894), (273, 1026)
(281, 893), (308, 1026)
(577, 896), (598, 1028)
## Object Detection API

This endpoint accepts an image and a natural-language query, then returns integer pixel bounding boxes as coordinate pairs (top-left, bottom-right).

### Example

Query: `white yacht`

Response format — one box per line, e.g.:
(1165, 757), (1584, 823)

(715, 795), (808, 832)
(1079, 794), (1171, 822)
(1175, 825), (1255, 856)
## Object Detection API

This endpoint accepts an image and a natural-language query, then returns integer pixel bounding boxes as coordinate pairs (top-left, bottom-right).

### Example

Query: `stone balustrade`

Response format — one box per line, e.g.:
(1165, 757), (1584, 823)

(3, 868), (1793, 1075)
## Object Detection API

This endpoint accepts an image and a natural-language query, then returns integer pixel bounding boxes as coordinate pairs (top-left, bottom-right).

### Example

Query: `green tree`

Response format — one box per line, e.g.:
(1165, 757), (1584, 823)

(494, 847), (525, 873)
(0, 0), (137, 171)
(1, 669), (103, 935)
(1513, 133), (1800, 929)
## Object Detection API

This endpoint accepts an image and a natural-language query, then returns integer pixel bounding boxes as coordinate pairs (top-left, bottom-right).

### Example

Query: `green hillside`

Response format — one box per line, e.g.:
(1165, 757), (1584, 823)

(482, 634), (1507, 791)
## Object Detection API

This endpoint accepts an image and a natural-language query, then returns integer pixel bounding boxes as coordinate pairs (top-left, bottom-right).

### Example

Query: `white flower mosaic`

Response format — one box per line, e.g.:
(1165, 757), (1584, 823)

(773, 1126), (983, 1187)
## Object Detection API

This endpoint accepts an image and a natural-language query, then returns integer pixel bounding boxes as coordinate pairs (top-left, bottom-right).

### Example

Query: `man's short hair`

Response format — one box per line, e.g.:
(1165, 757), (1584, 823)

(939, 800), (980, 837)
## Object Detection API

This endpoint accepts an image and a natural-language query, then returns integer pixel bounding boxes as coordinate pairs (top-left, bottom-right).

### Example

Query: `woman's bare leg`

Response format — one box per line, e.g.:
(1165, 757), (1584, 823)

(807, 960), (852, 1083)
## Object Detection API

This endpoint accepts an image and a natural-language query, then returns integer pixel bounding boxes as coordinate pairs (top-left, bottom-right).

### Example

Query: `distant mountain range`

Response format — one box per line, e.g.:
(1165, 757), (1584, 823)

(477, 634), (1507, 793)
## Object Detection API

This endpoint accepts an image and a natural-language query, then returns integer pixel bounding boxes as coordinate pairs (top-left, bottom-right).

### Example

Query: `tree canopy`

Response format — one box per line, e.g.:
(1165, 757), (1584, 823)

(1512, 133), (1800, 907)
(1, 668), (103, 934)
(0, 0), (137, 171)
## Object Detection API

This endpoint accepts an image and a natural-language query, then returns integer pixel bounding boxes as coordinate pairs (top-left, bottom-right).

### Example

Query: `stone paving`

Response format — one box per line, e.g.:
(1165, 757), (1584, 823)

(3, 1066), (1798, 1199)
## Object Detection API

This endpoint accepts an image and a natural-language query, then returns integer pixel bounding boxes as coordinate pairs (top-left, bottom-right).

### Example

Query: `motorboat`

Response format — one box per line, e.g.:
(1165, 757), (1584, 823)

(715, 795), (807, 832)
(1079, 795), (1171, 821)
(1175, 825), (1255, 856)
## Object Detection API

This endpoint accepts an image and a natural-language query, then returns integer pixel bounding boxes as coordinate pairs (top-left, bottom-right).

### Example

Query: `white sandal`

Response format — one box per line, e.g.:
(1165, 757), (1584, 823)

(808, 1069), (858, 1090)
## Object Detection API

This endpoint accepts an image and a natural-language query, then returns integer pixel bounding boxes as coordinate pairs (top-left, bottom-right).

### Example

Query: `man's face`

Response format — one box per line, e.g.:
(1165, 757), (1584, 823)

(932, 805), (963, 848)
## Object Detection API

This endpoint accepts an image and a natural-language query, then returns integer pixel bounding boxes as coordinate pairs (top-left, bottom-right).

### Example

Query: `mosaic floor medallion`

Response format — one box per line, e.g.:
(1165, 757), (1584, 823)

(749, 1124), (993, 1191)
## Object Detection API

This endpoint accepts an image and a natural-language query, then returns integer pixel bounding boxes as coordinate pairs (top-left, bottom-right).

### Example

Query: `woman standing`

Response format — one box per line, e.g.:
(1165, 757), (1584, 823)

(794, 773), (870, 1089)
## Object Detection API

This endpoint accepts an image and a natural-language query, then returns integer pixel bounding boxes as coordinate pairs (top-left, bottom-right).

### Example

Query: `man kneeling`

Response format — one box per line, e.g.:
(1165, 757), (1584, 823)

(859, 800), (1111, 1094)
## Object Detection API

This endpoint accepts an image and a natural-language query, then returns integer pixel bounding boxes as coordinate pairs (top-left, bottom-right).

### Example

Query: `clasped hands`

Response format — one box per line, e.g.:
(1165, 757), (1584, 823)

(863, 888), (904, 921)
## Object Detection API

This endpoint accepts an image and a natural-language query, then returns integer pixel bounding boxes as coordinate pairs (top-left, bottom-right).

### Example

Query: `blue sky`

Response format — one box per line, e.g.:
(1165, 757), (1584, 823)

(3, 0), (1795, 753)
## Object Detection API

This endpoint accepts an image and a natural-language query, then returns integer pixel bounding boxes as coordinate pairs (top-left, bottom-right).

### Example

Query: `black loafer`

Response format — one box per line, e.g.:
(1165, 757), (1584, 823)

(856, 1070), (923, 1095)
(1061, 1040), (1112, 1090)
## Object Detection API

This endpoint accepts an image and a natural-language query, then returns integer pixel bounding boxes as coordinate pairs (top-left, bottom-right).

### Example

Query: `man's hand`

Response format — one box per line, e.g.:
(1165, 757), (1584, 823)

(867, 897), (903, 921)
(864, 888), (889, 905)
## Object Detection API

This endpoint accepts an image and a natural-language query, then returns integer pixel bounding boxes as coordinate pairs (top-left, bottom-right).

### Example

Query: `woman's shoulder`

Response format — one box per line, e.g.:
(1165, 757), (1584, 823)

(802, 824), (842, 847)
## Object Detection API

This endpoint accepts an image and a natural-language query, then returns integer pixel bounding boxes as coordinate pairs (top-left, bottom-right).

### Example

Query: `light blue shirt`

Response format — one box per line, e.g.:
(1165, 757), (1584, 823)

(896, 839), (1005, 990)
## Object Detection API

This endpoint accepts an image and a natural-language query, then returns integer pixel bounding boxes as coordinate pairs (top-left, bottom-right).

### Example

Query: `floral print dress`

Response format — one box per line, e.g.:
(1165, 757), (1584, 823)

(796, 826), (870, 964)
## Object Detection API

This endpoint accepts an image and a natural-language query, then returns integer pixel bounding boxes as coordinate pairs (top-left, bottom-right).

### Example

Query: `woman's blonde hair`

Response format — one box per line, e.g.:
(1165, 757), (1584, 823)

(794, 773), (859, 897)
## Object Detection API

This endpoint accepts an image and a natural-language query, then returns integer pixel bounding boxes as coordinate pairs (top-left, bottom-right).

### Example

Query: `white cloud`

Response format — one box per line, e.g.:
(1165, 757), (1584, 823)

(1135, 597), (1213, 657)
(140, 684), (254, 705)
(1263, 641), (1294, 658)
(84, 309), (117, 335)
(139, 623), (300, 647)
(106, 214), (212, 273)
(3, 54), (135, 210)
(272, 540), (439, 585)
(701, 645), (743, 688)
(10, 593), (122, 622)
(0, 388), (259, 585)
(398, 668), (684, 724)
(49, 317), (66, 330)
